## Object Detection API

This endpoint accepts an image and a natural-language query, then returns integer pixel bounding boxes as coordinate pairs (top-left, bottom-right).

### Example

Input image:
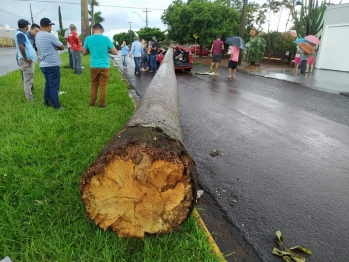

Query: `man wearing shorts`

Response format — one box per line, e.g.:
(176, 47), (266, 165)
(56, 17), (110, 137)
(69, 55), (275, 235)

(210, 36), (224, 75)
(226, 44), (240, 79)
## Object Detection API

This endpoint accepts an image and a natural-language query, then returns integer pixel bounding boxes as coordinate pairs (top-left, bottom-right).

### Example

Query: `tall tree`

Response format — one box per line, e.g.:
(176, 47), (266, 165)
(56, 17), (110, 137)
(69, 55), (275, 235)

(58, 6), (64, 37)
(161, 0), (240, 50)
(261, 0), (282, 61)
(137, 27), (165, 42)
(291, 0), (326, 37)
(89, 0), (99, 31)
(88, 11), (105, 24)
(81, 0), (89, 39)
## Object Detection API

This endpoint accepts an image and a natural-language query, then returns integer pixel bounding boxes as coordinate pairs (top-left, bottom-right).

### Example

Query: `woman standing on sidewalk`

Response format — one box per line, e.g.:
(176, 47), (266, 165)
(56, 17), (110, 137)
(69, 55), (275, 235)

(300, 49), (309, 75)
(121, 41), (129, 69)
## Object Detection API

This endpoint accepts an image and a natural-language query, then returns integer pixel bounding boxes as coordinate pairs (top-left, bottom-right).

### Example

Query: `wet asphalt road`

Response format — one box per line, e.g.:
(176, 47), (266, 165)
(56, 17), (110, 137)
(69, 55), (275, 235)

(0, 47), (18, 77)
(115, 56), (349, 261)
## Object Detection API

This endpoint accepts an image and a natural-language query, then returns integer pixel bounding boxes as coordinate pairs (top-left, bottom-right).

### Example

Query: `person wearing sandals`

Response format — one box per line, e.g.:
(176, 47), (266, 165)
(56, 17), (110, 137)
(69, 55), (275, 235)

(120, 41), (129, 69)
(294, 46), (301, 71)
(226, 44), (240, 79)
(306, 44), (317, 73)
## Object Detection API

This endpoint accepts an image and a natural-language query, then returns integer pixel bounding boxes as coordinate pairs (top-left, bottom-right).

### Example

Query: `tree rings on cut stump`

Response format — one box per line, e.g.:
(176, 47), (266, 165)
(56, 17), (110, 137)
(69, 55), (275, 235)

(80, 127), (197, 238)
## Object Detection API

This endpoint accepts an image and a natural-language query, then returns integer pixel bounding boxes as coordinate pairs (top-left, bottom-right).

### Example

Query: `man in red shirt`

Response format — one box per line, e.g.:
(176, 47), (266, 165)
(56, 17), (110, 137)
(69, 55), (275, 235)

(67, 24), (82, 75)
(209, 36), (224, 75)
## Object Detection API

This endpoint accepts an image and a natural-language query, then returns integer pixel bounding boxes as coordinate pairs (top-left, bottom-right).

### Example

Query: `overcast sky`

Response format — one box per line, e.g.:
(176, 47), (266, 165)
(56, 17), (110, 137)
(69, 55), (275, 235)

(1, 0), (348, 41)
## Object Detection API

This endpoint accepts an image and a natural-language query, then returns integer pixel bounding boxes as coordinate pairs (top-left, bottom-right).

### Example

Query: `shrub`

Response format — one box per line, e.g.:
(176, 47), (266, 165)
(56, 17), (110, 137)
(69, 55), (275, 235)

(245, 36), (266, 65)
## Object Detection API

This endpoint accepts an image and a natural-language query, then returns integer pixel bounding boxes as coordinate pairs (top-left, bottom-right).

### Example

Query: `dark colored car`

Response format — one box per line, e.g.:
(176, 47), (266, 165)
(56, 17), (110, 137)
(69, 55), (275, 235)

(188, 45), (211, 56)
(157, 46), (194, 72)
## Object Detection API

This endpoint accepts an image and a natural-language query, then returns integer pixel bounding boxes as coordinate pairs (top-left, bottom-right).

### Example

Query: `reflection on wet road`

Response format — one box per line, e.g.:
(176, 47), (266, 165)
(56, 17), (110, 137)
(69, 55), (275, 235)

(177, 72), (349, 262)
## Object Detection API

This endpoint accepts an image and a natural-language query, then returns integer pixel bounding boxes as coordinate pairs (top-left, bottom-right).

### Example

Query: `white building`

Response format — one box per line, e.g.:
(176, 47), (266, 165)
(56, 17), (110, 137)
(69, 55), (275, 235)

(0, 24), (16, 47)
(316, 3), (349, 72)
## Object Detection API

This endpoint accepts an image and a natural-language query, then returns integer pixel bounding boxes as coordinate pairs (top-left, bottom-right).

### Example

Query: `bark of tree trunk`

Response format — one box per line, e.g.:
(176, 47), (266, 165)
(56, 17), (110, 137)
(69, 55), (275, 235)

(80, 49), (198, 238)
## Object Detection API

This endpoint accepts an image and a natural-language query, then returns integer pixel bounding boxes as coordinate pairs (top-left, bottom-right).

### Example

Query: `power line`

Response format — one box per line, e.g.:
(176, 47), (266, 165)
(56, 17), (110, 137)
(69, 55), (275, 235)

(14, 0), (166, 10)
(0, 8), (26, 19)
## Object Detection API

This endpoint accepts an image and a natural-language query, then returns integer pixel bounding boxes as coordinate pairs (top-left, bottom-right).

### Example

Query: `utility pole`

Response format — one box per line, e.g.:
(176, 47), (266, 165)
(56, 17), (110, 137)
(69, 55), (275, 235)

(90, 1), (95, 34)
(238, 0), (248, 65)
(30, 4), (34, 24)
(142, 7), (151, 27)
(127, 22), (133, 44)
(81, 0), (89, 40)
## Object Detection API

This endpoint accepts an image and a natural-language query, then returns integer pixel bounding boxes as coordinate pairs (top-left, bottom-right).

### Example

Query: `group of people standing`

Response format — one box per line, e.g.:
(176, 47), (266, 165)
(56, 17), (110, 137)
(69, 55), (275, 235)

(294, 43), (318, 75)
(120, 36), (159, 76)
(209, 35), (240, 79)
(14, 18), (117, 109)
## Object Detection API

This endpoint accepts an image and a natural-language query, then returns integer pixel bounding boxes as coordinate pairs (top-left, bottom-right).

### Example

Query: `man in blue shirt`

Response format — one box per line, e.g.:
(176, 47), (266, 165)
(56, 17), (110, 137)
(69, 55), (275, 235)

(82, 23), (117, 108)
(14, 19), (37, 101)
(130, 36), (143, 76)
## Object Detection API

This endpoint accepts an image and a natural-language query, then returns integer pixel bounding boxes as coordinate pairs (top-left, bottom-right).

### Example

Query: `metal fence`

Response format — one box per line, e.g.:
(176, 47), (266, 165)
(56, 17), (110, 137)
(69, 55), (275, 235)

(0, 37), (15, 47)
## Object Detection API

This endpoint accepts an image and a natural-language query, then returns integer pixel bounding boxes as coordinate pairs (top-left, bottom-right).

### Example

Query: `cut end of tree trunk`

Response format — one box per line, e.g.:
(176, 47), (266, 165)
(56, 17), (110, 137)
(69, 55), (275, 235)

(80, 127), (197, 238)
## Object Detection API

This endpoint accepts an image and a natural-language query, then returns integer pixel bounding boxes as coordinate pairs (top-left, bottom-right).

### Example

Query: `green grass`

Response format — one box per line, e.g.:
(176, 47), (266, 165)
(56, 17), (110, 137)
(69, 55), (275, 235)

(0, 53), (222, 261)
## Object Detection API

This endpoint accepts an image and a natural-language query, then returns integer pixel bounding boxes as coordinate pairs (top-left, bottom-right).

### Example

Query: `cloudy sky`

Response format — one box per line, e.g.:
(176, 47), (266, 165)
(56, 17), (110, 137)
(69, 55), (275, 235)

(1, 0), (348, 41)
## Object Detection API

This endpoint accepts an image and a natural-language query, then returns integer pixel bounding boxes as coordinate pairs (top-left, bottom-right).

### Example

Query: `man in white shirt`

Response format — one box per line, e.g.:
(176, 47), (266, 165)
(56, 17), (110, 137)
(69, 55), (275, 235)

(64, 24), (73, 67)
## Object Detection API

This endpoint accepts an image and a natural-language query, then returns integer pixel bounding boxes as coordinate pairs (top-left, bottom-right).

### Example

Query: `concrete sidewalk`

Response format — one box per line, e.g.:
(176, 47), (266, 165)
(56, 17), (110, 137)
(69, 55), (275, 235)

(193, 56), (349, 95)
(243, 67), (349, 95)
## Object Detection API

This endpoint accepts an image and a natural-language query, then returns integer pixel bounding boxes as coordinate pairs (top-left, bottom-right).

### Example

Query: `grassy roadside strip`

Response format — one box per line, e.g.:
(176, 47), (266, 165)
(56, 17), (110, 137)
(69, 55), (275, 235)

(0, 52), (224, 261)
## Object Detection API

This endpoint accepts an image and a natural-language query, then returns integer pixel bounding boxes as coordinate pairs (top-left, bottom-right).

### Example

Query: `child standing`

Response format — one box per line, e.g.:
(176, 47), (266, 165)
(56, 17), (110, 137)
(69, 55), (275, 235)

(300, 49), (309, 75)
(225, 44), (240, 79)
(294, 46), (301, 71)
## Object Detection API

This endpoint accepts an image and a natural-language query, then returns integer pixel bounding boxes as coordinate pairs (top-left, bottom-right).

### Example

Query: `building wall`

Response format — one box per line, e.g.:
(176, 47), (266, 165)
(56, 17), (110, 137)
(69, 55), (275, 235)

(323, 3), (349, 26)
(0, 25), (16, 47)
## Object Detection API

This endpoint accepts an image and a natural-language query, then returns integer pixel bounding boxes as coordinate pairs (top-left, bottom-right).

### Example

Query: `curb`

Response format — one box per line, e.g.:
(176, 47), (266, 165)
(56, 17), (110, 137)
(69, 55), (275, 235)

(193, 209), (226, 262)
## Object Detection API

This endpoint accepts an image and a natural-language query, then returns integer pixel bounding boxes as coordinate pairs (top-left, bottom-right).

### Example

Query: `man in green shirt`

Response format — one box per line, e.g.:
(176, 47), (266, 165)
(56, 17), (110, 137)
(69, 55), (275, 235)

(82, 23), (117, 108)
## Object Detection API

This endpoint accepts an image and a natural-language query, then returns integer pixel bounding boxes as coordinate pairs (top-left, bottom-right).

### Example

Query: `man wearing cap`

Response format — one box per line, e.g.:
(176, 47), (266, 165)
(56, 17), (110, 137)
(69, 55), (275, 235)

(35, 18), (65, 110)
(14, 19), (37, 101)
(130, 36), (143, 76)
(82, 23), (117, 108)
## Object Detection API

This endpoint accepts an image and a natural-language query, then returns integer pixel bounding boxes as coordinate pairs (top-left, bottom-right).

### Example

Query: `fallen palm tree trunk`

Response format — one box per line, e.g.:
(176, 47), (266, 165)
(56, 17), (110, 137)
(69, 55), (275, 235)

(80, 48), (198, 238)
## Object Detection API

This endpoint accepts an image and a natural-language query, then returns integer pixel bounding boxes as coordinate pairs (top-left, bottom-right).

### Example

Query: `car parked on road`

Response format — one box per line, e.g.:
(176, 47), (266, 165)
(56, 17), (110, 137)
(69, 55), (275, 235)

(157, 46), (194, 72)
(188, 45), (211, 56)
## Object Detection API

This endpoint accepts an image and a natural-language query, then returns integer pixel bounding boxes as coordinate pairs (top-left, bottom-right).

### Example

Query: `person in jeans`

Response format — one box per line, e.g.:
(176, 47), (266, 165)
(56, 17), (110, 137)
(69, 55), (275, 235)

(67, 24), (82, 75)
(16, 23), (40, 92)
(209, 36), (224, 75)
(149, 36), (158, 72)
(82, 23), (117, 108)
(64, 25), (73, 68)
(300, 49), (309, 75)
(120, 40), (129, 69)
(36, 17), (65, 109)
(130, 36), (143, 76)
(14, 19), (37, 101)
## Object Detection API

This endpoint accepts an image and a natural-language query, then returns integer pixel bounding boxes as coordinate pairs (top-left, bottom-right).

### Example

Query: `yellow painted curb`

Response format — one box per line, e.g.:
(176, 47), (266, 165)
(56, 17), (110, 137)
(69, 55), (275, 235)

(193, 209), (226, 262)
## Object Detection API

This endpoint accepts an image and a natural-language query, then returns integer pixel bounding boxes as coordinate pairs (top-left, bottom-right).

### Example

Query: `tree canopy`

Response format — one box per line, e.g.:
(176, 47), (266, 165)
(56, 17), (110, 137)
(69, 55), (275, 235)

(161, 0), (240, 47)
(137, 27), (165, 42)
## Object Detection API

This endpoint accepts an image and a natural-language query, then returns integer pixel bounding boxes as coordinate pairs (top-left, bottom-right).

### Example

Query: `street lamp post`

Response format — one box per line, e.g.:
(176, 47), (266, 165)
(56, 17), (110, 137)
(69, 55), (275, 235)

(30, 4), (46, 23)
(133, 12), (146, 27)
(127, 22), (133, 44)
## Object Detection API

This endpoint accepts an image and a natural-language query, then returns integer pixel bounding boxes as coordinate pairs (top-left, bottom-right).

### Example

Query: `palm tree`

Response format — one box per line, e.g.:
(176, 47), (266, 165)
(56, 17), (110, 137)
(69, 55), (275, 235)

(89, 0), (99, 29)
(262, 0), (282, 61)
(88, 11), (105, 24)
